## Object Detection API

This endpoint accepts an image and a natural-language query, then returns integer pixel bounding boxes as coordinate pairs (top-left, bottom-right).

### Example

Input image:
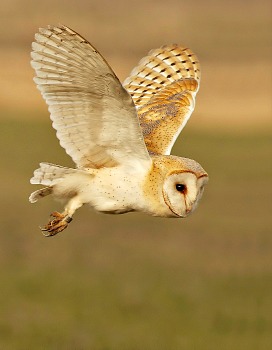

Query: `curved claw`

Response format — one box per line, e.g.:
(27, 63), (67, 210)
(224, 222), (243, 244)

(40, 211), (73, 237)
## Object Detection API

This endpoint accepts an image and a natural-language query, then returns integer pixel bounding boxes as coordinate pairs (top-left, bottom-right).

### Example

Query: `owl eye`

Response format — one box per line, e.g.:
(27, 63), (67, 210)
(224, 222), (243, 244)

(176, 184), (186, 193)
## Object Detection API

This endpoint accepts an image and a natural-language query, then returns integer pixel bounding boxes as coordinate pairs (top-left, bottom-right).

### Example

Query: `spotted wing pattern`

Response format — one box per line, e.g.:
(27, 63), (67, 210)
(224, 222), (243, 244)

(123, 45), (201, 155)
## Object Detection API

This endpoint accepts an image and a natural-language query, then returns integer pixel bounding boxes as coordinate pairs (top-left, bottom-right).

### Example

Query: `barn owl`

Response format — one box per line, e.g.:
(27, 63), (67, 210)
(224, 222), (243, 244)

(29, 25), (208, 236)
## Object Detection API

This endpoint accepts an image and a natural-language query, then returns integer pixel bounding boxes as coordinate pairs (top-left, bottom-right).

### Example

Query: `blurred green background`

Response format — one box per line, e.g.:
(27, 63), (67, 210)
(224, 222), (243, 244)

(0, 0), (271, 349)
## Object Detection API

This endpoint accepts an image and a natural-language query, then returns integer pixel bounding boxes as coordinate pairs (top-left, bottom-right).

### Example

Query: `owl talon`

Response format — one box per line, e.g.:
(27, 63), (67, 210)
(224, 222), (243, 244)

(40, 211), (73, 237)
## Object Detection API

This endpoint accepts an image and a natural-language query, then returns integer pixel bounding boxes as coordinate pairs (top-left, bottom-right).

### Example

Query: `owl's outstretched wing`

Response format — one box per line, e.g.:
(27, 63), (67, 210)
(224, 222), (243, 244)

(123, 45), (201, 155)
(31, 25), (151, 169)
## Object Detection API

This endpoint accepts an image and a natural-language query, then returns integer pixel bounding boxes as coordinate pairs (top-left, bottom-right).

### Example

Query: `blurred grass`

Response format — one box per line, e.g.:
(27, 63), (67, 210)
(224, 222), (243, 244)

(0, 0), (271, 348)
(0, 118), (271, 349)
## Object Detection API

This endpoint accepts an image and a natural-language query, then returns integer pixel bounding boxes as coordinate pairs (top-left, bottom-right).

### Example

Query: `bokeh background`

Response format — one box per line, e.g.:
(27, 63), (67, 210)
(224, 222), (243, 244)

(0, 0), (271, 349)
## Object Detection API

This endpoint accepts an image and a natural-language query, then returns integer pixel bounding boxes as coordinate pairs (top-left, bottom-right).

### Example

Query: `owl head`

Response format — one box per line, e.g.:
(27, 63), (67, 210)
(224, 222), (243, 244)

(146, 155), (208, 218)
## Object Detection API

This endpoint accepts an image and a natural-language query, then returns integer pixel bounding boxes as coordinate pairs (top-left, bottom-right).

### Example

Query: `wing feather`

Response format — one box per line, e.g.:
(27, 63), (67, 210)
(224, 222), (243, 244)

(123, 45), (201, 155)
(31, 25), (151, 169)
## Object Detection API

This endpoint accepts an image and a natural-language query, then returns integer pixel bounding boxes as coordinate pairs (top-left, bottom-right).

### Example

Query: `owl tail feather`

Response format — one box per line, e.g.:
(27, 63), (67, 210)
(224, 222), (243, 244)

(29, 187), (53, 203)
(29, 162), (78, 203)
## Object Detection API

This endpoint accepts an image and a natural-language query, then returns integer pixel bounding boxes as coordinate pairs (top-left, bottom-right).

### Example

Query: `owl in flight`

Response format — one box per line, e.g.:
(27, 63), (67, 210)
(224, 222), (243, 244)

(29, 25), (208, 236)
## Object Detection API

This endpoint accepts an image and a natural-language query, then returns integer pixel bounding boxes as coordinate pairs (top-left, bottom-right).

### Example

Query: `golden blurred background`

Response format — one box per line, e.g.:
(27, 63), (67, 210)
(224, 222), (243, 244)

(1, 0), (271, 129)
(0, 0), (271, 349)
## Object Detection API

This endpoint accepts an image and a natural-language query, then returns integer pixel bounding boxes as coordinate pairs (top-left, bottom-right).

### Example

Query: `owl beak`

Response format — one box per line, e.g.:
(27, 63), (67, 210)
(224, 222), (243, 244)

(185, 204), (193, 215)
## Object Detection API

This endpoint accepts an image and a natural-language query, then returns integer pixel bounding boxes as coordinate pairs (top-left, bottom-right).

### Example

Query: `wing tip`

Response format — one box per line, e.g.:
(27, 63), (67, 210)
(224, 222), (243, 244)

(33, 24), (71, 41)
